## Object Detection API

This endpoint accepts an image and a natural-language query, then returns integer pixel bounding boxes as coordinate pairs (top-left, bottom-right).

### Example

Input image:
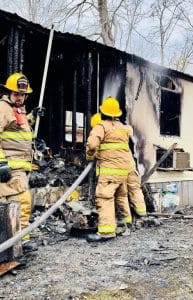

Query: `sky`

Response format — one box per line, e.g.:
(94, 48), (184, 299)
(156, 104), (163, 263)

(0, 0), (193, 75)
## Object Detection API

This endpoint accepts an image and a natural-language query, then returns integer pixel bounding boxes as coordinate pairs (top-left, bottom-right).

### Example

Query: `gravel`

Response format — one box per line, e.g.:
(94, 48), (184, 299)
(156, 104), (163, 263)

(1, 218), (193, 299)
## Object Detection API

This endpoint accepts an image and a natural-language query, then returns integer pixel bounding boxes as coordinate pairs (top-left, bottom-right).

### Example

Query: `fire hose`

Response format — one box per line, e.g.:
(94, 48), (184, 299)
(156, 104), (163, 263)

(0, 162), (94, 254)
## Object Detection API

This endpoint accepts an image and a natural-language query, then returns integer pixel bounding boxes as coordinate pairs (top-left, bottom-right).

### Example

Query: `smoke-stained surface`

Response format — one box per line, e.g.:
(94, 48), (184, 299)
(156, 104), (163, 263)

(125, 59), (186, 179)
(102, 72), (122, 100)
(0, 8), (193, 181)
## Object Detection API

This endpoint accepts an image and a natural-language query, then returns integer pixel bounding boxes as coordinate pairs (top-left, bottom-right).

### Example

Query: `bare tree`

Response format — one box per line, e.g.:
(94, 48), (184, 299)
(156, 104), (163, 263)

(171, 0), (193, 72)
(115, 0), (145, 52)
(169, 36), (193, 71)
(97, 0), (115, 46)
(1, 0), (193, 74)
(148, 0), (183, 65)
(0, 0), (144, 47)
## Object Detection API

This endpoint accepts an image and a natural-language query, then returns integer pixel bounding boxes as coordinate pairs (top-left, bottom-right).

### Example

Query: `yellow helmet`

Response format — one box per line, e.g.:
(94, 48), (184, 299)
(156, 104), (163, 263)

(100, 96), (122, 117)
(4, 72), (33, 93)
(90, 113), (101, 128)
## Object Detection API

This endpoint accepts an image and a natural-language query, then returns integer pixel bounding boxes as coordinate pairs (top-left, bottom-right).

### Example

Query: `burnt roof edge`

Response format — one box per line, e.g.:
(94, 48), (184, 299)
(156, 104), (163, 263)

(1, 8), (193, 83)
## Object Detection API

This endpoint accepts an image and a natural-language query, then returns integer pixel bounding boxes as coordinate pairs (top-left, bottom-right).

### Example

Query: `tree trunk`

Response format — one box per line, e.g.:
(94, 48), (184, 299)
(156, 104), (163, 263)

(98, 0), (115, 47)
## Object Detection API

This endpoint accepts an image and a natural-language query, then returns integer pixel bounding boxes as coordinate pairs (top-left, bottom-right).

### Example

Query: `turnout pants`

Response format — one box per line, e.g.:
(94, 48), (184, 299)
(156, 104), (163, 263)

(95, 178), (132, 236)
(127, 170), (146, 216)
(0, 171), (31, 230)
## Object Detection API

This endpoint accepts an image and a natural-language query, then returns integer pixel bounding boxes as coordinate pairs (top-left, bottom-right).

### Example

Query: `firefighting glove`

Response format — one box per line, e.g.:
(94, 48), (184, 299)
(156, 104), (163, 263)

(86, 150), (96, 161)
(0, 161), (11, 182)
(86, 153), (95, 161)
(31, 107), (46, 117)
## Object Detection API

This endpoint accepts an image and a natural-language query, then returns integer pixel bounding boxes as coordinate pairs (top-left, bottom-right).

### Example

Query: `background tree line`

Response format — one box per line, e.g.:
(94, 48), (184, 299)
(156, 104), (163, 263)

(1, 0), (193, 74)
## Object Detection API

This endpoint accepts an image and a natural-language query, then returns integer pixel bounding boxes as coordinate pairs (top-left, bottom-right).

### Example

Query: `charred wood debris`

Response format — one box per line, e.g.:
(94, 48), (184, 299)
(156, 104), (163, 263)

(26, 142), (193, 249)
(29, 145), (98, 245)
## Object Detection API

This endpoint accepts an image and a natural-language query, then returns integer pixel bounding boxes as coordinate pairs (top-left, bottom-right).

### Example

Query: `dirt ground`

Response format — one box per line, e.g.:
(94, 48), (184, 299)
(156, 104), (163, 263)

(1, 213), (193, 300)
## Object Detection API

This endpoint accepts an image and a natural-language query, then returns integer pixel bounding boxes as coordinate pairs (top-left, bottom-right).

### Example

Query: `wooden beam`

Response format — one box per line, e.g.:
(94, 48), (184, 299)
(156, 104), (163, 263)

(0, 261), (20, 277)
(148, 212), (193, 219)
(141, 143), (178, 185)
(0, 202), (22, 263)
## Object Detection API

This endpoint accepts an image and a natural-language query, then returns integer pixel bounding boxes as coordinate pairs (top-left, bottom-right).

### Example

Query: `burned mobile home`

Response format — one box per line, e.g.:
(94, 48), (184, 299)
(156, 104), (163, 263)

(0, 9), (193, 208)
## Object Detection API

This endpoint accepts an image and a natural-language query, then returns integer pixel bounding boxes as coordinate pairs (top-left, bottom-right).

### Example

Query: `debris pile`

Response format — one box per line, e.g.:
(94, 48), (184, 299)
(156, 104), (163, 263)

(29, 201), (98, 246)
(28, 155), (179, 245)
(29, 154), (95, 208)
(29, 156), (86, 188)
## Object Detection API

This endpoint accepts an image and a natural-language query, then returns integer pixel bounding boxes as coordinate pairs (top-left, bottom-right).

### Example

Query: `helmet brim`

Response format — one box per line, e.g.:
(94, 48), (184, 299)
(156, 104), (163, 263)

(2, 84), (33, 93)
(100, 106), (122, 117)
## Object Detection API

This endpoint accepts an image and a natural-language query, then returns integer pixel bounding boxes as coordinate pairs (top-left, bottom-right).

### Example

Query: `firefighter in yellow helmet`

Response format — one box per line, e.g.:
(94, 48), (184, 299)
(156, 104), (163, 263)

(90, 113), (101, 128)
(86, 113), (102, 161)
(88, 108), (146, 232)
(0, 72), (40, 252)
(90, 107), (146, 218)
(86, 96), (136, 242)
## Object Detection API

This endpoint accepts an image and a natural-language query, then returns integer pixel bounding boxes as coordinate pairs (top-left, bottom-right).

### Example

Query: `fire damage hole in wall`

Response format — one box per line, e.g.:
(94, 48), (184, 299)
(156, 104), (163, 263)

(155, 75), (176, 90)
(154, 75), (181, 136)
(160, 90), (181, 136)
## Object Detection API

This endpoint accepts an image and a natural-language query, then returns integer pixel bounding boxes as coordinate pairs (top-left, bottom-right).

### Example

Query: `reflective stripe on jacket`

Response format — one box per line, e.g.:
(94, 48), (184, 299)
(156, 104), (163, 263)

(99, 142), (129, 151)
(8, 160), (32, 171)
(96, 167), (129, 176)
(0, 98), (33, 171)
(86, 119), (135, 181)
(1, 131), (33, 141)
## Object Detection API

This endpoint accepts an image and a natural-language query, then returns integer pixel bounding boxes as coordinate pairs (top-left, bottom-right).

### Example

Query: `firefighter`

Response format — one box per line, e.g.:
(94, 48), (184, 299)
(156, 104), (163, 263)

(86, 96), (136, 242)
(126, 153), (147, 217)
(0, 72), (41, 252)
(89, 112), (147, 220)
(90, 112), (102, 129)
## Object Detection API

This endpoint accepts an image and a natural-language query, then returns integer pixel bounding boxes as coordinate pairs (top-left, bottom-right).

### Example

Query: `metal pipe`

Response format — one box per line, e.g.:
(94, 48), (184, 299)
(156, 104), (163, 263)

(34, 25), (54, 138)
(0, 162), (94, 254)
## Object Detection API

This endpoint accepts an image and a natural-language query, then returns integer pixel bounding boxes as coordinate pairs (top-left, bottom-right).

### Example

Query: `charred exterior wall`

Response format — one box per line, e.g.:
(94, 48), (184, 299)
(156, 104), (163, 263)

(1, 9), (193, 186)
(0, 9), (127, 157)
(125, 60), (193, 188)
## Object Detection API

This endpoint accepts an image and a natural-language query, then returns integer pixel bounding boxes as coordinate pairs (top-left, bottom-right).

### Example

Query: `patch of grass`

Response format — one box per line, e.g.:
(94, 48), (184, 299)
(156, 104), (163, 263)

(81, 288), (133, 300)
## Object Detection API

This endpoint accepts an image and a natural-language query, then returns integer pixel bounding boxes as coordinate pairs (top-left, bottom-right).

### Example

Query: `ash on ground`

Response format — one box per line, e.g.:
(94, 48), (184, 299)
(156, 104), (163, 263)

(1, 210), (193, 300)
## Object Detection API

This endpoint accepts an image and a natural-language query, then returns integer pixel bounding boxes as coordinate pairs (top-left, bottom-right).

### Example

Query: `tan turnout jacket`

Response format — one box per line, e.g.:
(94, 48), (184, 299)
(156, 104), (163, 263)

(86, 119), (135, 182)
(0, 96), (33, 171)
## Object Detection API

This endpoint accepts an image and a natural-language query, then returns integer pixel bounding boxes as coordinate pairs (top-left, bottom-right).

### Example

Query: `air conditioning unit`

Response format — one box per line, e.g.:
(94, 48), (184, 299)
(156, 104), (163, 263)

(173, 151), (190, 169)
(156, 148), (190, 170)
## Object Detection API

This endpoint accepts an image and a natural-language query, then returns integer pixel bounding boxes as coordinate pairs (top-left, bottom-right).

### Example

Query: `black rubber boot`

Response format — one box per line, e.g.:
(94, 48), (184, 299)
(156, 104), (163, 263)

(86, 233), (116, 242)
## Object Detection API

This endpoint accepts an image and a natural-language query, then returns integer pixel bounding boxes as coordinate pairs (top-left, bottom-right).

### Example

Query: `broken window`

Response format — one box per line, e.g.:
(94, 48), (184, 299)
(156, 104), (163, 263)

(154, 75), (176, 90)
(160, 90), (181, 136)
(154, 75), (181, 136)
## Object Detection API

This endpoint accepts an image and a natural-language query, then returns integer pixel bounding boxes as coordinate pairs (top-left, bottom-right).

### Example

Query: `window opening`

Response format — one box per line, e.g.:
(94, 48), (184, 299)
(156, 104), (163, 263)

(154, 75), (181, 136)
(160, 90), (181, 136)
(154, 75), (176, 90)
(65, 111), (84, 143)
